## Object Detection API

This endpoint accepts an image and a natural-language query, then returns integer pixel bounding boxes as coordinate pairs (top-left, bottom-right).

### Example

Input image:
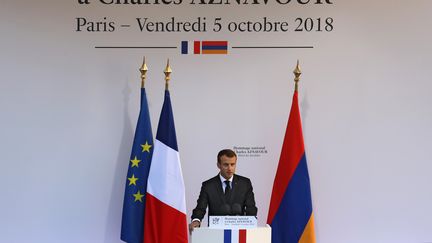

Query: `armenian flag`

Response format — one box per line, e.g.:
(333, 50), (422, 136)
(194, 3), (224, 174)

(267, 65), (316, 243)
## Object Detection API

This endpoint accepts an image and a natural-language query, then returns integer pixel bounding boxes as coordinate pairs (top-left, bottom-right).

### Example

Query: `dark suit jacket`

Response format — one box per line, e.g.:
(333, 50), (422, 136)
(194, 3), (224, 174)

(191, 174), (258, 221)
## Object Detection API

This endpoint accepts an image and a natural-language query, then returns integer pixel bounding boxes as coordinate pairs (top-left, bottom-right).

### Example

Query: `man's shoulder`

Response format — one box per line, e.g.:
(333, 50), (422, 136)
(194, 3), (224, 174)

(202, 175), (220, 185)
(234, 174), (251, 182)
(201, 174), (252, 186)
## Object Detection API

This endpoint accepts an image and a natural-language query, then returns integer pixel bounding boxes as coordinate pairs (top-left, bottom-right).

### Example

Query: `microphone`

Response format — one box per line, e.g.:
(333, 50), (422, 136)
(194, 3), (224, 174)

(231, 203), (242, 215)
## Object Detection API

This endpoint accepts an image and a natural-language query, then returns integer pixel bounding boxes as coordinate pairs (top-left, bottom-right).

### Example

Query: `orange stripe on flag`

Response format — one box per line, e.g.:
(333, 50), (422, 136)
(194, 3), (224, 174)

(201, 49), (228, 54)
(299, 213), (316, 243)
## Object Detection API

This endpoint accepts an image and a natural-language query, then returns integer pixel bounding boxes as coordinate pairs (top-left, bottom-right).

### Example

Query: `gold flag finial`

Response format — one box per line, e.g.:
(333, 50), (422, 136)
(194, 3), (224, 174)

(164, 59), (172, 90)
(139, 56), (148, 88)
(293, 60), (302, 92)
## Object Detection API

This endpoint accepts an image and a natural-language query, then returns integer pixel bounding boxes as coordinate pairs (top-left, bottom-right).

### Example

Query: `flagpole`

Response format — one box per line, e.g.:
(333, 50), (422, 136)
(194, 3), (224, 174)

(140, 56), (148, 88)
(164, 59), (172, 91)
(294, 60), (302, 92)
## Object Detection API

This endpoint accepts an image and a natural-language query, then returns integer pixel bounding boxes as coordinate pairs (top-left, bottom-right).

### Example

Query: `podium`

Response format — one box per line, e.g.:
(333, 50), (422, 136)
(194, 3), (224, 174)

(191, 226), (271, 243)
(190, 216), (271, 243)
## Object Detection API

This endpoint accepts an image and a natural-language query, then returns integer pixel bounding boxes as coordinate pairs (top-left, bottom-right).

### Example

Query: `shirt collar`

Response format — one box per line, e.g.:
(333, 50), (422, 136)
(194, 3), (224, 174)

(219, 174), (233, 184)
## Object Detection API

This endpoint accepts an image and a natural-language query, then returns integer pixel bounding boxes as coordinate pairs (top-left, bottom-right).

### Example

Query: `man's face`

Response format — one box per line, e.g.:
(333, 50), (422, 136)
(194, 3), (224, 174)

(217, 155), (237, 180)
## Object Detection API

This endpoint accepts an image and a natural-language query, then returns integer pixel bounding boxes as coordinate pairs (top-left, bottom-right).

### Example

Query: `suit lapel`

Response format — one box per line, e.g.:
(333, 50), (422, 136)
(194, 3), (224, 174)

(213, 175), (225, 203)
(214, 174), (238, 204)
(230, 174), (239, 203)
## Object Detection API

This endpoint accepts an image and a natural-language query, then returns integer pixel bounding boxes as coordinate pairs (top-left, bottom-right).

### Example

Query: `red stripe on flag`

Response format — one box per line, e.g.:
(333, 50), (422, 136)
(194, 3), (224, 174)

(194, 41), (201, 54)
(267, 91), (305, 224)
(144, 193), (188, 243)
(202, 41), (228, 46)
(239, 229), (247, 243)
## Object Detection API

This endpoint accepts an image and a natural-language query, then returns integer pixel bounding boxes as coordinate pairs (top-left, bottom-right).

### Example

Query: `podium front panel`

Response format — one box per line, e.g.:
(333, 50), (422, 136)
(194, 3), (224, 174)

(191, 228), (224, 243)
(245, 227), (271, 243)
(191, 226), (271, 243)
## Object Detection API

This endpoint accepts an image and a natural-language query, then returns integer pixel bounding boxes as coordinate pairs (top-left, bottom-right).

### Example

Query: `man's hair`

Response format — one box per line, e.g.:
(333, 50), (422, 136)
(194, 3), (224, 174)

(217, 149), (237, 163)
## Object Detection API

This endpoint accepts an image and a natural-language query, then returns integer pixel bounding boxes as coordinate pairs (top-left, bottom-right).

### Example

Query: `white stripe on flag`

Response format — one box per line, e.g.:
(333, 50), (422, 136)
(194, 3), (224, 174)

(147, 139), (186, 214)
(231, 229), (239, 243)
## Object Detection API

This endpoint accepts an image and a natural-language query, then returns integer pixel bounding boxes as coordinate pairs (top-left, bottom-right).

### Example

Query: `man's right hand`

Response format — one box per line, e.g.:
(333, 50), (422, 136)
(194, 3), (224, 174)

(188, 220), (201, 234)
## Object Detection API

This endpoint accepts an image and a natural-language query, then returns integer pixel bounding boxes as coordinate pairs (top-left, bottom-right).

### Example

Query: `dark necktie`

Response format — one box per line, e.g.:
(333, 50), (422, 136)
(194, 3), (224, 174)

(224, 180), (231, 200)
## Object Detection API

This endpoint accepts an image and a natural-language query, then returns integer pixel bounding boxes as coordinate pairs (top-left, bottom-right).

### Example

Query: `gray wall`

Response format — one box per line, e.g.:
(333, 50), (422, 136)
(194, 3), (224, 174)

(1, 1), (431, 242)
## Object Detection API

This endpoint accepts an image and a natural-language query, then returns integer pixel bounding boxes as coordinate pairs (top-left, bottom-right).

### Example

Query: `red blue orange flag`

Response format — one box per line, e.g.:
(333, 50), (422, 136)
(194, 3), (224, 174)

(201, 41), (228, 54)
(267, 85), (316, 243)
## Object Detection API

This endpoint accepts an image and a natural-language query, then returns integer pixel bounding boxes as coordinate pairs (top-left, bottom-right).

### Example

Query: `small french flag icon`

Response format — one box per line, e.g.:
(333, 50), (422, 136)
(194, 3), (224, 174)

(181, 41), (202, 54)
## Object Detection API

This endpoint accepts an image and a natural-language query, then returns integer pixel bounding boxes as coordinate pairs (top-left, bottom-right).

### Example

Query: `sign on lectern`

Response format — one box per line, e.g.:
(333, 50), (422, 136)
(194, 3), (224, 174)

(209, 216), (258, 229)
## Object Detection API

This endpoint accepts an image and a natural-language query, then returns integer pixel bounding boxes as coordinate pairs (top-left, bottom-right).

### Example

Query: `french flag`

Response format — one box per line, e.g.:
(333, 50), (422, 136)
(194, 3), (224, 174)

(223, 229), (247, 243)
(144, 90), (188, 243)
(267, 89), (316, 243)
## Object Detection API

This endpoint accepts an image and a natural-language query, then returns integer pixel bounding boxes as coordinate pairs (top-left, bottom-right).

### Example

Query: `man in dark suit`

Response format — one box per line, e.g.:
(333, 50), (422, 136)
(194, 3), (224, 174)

(189, 149), (258, 231)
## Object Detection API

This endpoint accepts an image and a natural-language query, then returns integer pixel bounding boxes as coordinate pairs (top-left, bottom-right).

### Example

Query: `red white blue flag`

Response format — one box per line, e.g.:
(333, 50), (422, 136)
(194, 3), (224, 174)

(267, 90), (316, 243)
(144, 90), (188, 243)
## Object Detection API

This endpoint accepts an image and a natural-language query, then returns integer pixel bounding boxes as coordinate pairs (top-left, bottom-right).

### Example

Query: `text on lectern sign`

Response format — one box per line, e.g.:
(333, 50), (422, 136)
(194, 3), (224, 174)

(209, 216), (258, 229)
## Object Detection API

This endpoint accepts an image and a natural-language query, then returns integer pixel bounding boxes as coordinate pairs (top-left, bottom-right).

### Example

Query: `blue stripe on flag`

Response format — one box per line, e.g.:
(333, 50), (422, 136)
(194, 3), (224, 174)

(155, 90), (178, 151)
(224, 229), (231, 243)
(181, 41), (188, 54)
(271, 154), (313, 243)
(201, 45), (228, 50)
